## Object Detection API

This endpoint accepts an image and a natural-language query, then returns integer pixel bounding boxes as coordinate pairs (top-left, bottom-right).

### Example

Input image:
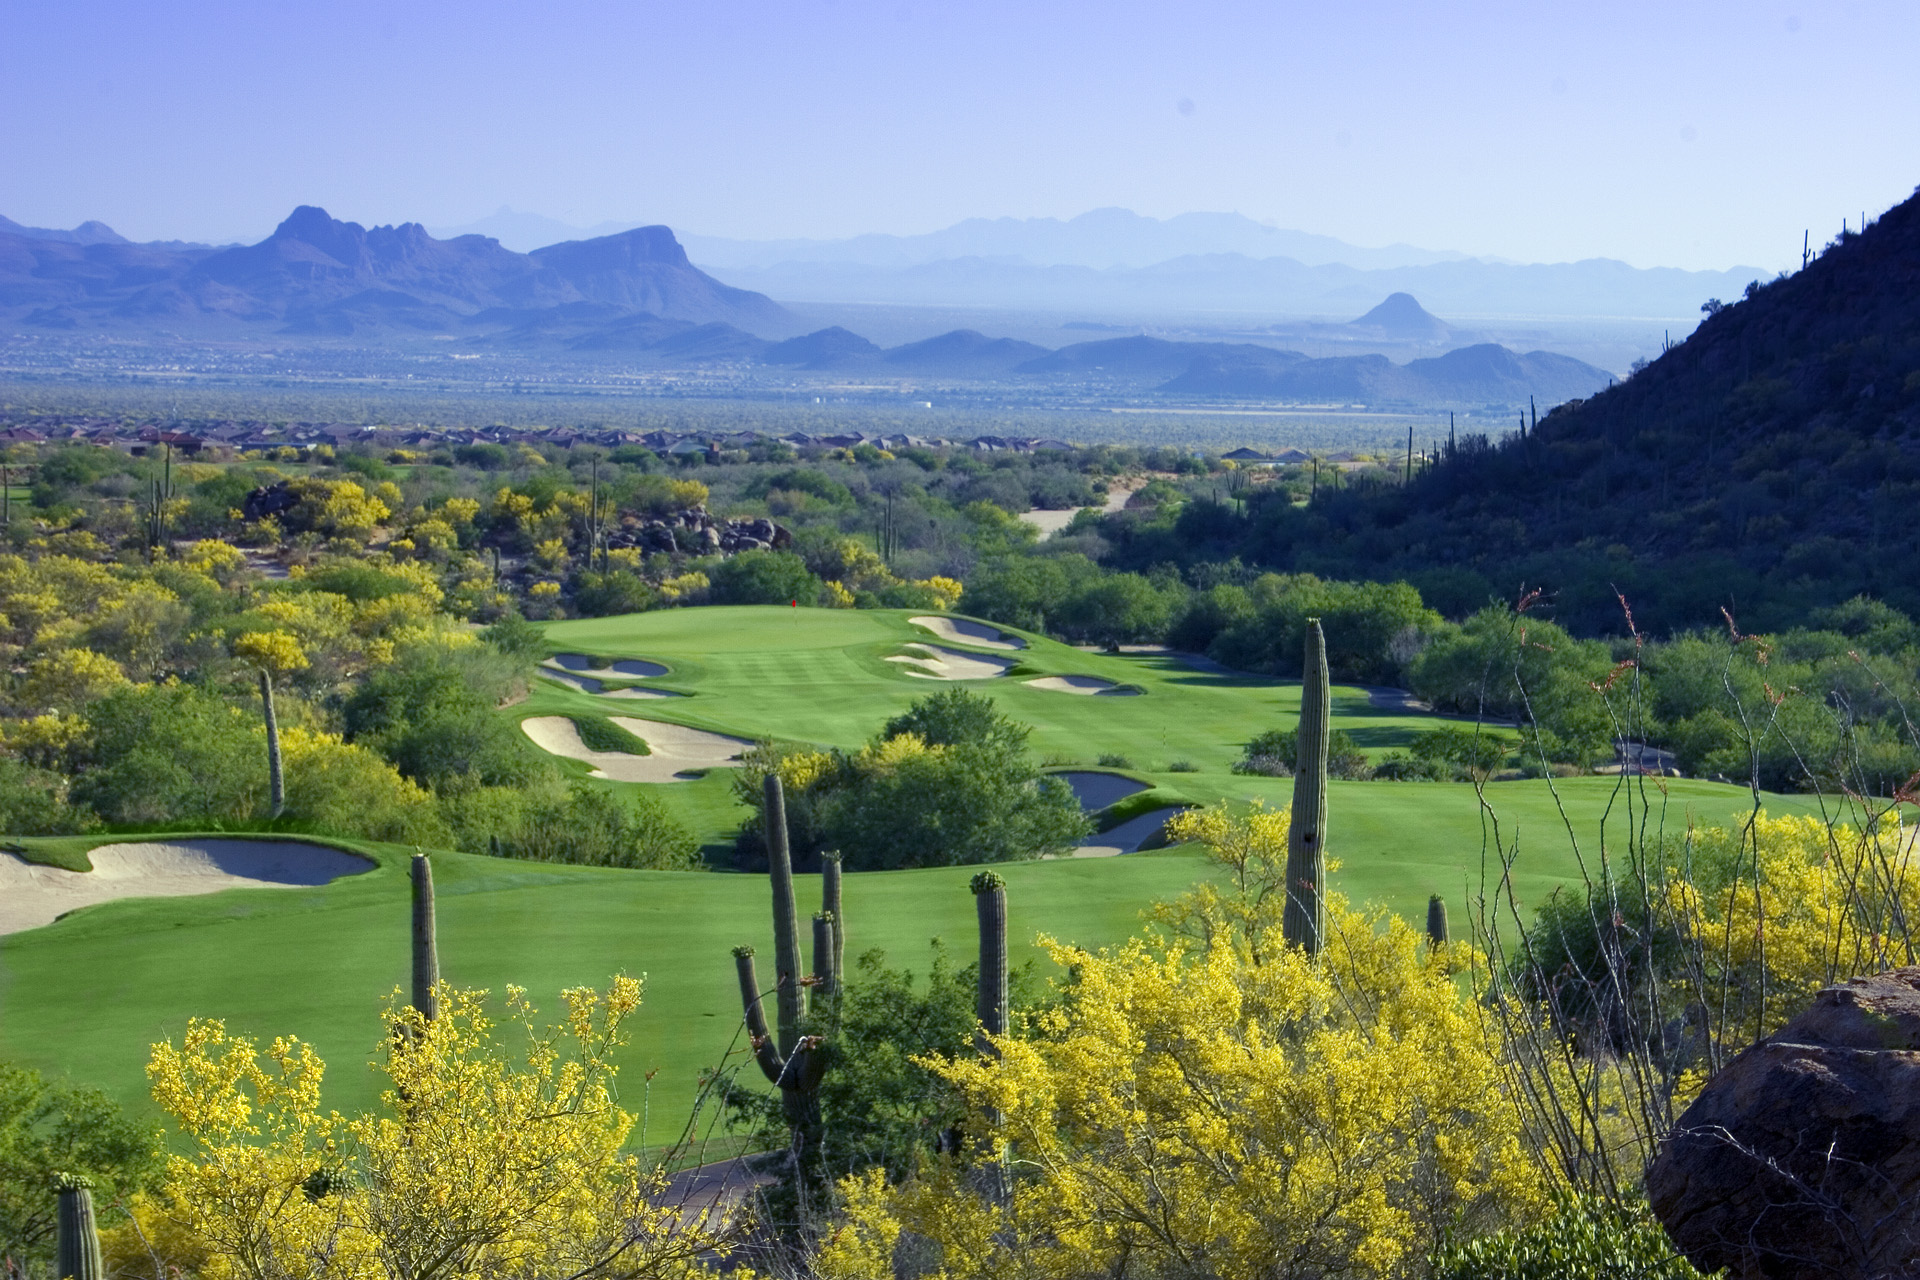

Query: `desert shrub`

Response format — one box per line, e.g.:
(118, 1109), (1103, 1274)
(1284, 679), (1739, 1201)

(1432, 1194), (1707, 1279)
(1095, 753), (1133, 768)
(1410, 726), (1511, 778)
(569, 570), (657, 618)
(495, 783), (697, 870)
(276, 726), (449, 845)
(1165, 758), (1199, 773)
(69, 682), (263, 825)
(740, 691), (1088, 871)
(1207, 574), (1440, 683)
(1237, 726), (1372, 780)
(0, 757), (96, 834)
(568, 715), (649, 755)
(709, 550), (820, 607)
(1371, 752), (1452, 782)
(344, 647), (546, 794)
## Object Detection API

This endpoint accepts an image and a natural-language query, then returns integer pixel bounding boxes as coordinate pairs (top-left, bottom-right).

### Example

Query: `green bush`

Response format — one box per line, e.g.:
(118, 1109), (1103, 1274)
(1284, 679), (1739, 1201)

(568, 715), (649, 755)
(70, 682), (263, 825)
(1433, 1195), (1705, 1279)
(709, 550), (820, 607)
(1238, 727), (1372, 780)
(0, 758), (96, 835)
(454, 782), (697, 870)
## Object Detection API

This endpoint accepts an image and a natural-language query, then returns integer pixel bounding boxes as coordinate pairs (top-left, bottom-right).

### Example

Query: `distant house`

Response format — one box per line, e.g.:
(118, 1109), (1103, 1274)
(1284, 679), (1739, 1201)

(1221, 447), (1271, 462)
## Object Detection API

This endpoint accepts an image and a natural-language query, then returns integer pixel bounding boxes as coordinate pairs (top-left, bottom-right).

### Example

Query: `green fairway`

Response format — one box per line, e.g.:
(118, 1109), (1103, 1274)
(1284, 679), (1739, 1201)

(0, 605), (1816, 1134)
(0, 772), (1809, 1129)
(525, 607), (1495, 851)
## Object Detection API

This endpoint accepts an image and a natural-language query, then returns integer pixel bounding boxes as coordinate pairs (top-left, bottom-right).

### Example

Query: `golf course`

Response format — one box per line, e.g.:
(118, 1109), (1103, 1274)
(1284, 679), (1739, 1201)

(0, 607), (1810, 1126)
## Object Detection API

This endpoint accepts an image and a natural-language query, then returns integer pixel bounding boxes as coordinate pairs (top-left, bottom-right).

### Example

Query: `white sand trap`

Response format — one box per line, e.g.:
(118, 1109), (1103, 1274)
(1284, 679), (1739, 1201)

(886, 643), (1015, 681)
(1070, 807), (1188, 859)
(520, 716), (752, 783)
(908, 616), (1026, 650)
(546, 653), (669, 678)
(1025, 675), (1139, 696)
(538, 669), (683, 699)
(1054, 771), (1151, 811)
(0, 839), (374, 936)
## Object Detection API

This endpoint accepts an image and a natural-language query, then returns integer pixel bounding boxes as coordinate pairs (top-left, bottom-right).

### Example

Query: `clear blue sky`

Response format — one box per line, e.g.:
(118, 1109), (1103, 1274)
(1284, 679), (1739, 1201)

(2, 0), (1915, 270)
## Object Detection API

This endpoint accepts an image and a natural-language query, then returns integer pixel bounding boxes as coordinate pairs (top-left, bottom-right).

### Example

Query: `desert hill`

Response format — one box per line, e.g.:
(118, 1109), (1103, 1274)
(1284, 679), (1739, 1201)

(1144, 186), (1920, 632)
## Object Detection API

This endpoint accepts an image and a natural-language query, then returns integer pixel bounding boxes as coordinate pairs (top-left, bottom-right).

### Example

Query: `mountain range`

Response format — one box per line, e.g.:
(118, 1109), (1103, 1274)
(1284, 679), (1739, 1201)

(1, 206), (793, 334)
(0, 209), (1614, 406)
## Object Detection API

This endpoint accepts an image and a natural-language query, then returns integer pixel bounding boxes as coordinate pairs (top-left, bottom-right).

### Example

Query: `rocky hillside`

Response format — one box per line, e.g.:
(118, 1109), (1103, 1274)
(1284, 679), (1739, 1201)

(1138, 185), (1920, 632)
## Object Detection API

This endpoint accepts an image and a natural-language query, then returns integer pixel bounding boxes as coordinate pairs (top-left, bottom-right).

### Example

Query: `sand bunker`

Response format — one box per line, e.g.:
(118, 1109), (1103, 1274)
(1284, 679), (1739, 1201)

(538, 669), (682, 699)
(1070, 807), (1188, 859)
(908, 617), (1025, 650)
(0, 839), (374, 936)
(1025, 675), (1139, 696)
(520, 716), (752, 783)
(1054, 771), (1151, 811)
(546, 654), (669, 678)
(886, 644), (1015, 681)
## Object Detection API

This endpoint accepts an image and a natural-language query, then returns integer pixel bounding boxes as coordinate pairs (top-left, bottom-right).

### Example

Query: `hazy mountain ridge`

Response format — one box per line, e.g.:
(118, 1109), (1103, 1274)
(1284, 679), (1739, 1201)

(1, 206), (793, 335)
(708, 250), (1770, 322)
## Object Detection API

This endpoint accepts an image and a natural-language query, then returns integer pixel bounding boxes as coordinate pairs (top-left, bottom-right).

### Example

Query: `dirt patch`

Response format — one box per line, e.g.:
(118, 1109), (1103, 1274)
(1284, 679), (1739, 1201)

(908, 616), (1025, 650)
(0, 839), (374, 936)
(885, 643), (1015, 681)
(1025, 675), (1139, 696)
(520, 716), (751, 783)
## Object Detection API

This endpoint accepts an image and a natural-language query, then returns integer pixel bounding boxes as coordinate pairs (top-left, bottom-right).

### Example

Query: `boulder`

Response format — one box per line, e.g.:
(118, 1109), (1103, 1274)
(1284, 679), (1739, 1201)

(1648, 968), (1920, 1278)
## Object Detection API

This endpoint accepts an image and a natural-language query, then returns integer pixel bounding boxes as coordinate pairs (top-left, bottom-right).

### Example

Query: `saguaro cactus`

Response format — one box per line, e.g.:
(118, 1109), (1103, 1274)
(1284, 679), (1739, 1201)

(1427, 895), (1450, 947)
(972, 871), (1008, 1056)
(259, 669), (284, 819)
(1284, 618), (1330, 956)
(55, 1174), (102, 1280)
(411, 852), (440, 1022)
(733, 774), (841, 1129)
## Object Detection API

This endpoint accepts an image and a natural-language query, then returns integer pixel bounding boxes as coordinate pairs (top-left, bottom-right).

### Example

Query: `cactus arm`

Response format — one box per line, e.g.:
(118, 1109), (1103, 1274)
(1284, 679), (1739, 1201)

(1427, 894), (1450, 946)
(732, 947), (786, 1084)
(821, 852), (844, 995)
(763, 774), (805, 1055)
(811, 912), (835, 993)
(1284, 618), (1331, 957)
(410, 852), (440, 1021)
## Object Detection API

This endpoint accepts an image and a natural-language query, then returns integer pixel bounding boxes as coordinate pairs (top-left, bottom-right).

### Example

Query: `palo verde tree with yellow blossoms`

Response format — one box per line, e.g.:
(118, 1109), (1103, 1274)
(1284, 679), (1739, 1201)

(818, 800), (1546, 1280)
(125, 980), (734, 1280)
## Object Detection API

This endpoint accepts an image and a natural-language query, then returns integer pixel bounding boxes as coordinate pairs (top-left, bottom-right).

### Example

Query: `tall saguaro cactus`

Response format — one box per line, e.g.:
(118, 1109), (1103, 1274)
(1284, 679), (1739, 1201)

(972, 871), (1008, 1055)
(259, 669), (284, 819)
(55, 1174), (102, 1280)
(1284, 618), (1330, 956)
(411, 852), (440, 1022)
(733, 774), (841, 1130)
(1427, 895), (1450, 947)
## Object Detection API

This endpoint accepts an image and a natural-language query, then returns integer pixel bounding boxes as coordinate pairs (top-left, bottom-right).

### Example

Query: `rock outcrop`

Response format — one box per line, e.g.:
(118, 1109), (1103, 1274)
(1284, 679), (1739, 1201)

(607, 506), (790, 557)
(1648, 967), (1920, 1278)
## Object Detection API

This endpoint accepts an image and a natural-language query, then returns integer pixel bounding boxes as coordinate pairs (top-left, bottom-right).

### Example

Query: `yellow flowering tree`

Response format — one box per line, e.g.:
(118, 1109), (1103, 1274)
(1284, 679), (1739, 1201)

(819, 907), (1543, 1280)
(135, 981), (734, 1280)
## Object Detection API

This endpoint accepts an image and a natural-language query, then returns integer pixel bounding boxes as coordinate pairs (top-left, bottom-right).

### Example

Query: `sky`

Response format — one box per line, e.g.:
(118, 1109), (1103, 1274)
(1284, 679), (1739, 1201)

(2, 0), (1916, 272)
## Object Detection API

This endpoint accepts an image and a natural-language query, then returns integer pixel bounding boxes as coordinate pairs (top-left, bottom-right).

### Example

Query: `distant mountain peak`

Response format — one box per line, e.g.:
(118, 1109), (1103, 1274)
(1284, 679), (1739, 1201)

(0, 213), (131, 246)
(1351, 292), (1448, 337)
